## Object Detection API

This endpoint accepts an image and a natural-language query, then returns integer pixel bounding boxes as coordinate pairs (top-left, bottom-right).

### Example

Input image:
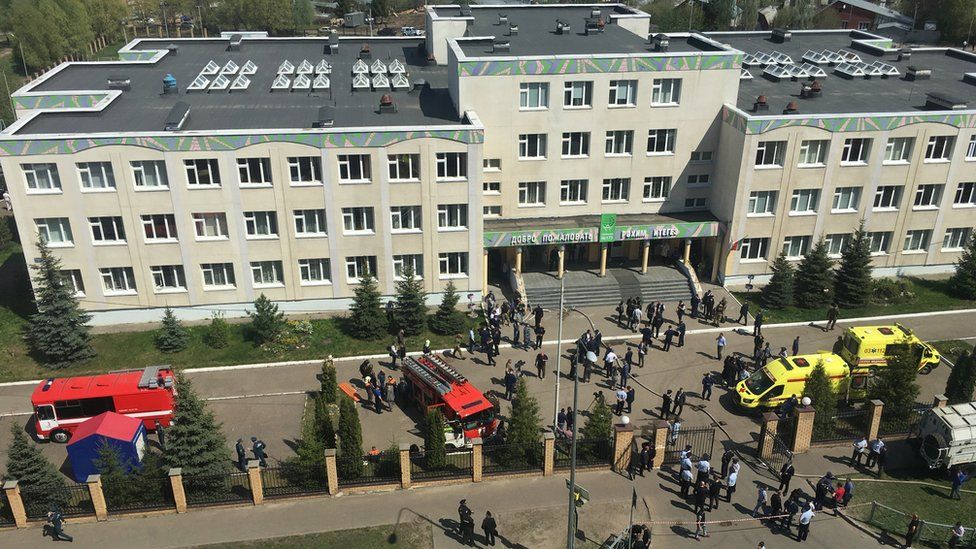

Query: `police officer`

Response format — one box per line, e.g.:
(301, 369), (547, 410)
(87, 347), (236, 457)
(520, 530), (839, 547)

(251, 436), (268, 467)
(46, 507), (73, 542)
(458, 499), (475, 545)
(235, 438), (247, 472)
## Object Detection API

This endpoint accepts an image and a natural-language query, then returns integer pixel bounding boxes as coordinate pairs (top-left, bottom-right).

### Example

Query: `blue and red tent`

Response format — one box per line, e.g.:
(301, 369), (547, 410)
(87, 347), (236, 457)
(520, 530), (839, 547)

(66, 412), (148, 482)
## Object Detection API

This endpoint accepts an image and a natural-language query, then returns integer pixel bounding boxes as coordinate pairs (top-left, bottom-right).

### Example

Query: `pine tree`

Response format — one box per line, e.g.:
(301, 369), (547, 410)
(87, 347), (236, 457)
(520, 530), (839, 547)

(26, 238), (95, 369)
(834, 220), (873, 309)
(95, 442), (139, 507)
(394, 265), (427, 336)
(870, 342), (921, 423)
(945, 349), (976, 405)
(320, 357), (338, 404)
(203, 312), (231, 349)
(761, 253), (796, 309)
(154, 307), (189, 353)
(794, 239), (834, 309)
(164, 373), (231, 476)
(347, 273), (386, 339)
(315, 395), (337, 449)
(949, 230), (976, 300)
(805, 360), (837, 439)
(4, 425), (67, 508)
(248, 293), (285, 345)
(430, 280), (465, 335)
(580, 392), (614, 461)
(423, 408), (447, 470)
(337, 396), (364, 478)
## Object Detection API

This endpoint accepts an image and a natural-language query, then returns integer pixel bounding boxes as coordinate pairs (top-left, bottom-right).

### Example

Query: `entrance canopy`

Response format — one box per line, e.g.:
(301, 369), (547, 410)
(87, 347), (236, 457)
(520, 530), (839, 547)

(483, 212), (722, 248)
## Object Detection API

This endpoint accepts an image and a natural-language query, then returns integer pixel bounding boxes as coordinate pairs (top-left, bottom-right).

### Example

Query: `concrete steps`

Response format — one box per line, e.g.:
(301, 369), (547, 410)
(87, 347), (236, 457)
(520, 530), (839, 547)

(522, 268), (695, 310)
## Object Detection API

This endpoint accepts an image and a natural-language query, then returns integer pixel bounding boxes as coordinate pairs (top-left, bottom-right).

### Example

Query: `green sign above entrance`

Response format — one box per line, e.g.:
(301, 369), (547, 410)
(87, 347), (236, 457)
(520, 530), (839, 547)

(599, 213), (617, 243)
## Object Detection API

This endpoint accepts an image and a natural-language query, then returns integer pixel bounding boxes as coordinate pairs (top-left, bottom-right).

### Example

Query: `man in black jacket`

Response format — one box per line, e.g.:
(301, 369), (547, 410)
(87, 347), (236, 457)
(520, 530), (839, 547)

(779, 460), (795, 494)
(458, 500), (475, 545)
(482, 511), (498, 546)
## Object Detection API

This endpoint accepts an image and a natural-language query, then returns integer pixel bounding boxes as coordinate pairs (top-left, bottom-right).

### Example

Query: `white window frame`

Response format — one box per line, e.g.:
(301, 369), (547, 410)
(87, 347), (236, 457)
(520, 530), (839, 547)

(483, 205), (502, 218)
(237, 157), (273, 186)
(789, 189), (820, 215)
(293, 209), (327, 237)
(884, 137), (914, 164)
(131, 160), (169, 189)
(341, 207), (375, 234)
(608, 80), (637, 107)
(345, 255), (377, 283)
(89, 216), (127, 244)
(967, 135), (976, 160)
(755, 141), (786, 168)
(435, 152), (467, 181)
(243, 211), (279, 239)
(150, 265), (187, 293)
(298, 258), (332, 285)
(62, 270), (85, 297)
(77, 162), (116, 191)
(797, 140), (828, 167)
(438, 252), (468, 279)
(831, 187), (861, 213)
(747, 191), (776, 215)
(903, 229), (931, 253)
(518, 133), (548, 160)
(483, 158), (501, 172)
(287, 156), (323, 185)
(193, 212), (229, 240)
(824, 233), (851, 258)
(954, 182), (976, 207)
(740, 238), (769, 262)
(483, 181), (501, 195)
(651, 78), (681, 106)
(913, 184), (943, 210)
(519, 82), (549, 110)
(943, 228), (972, 251)
(184, 158), (221, 187)
(643, 177), (671, 202)
(605, 130), (633, 157)
(337, 154), (371, 183)
(646, 129), (677, 156)
(561, 132), (590, 158)
(35, 217), (73, 247)
(392, 254), (424, 280)
(782, 236), (811, 260)
(437, 204), (468, 231)
(251, 260), (285, 287)
(387, 154), (421, 182)
(100, 267), (137, 295)
(841, 138), (871, 165)
(518, 181), (546, 207)
(868, 231), (892, 255)
(390, 205), (422, 233)
(687, 174), (710, 187)
(601, 178), (630, 203)
(141, 214), (178, 242)
(873, 185), (903, 211)
(201, 262), (236, 289)
(23, 163), (61, 193)
(560, 179), (588, 205)
(924, 135), (955, 163)
(563, 81), (592, 108)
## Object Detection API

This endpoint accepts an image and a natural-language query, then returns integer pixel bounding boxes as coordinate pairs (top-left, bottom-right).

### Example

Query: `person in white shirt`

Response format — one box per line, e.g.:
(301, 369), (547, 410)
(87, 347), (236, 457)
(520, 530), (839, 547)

(726, 469), (738, 502)
(852, 437), (867, 465)
(867, 438), (885, 468)
(696, 456), (711, 484)
(798, 507), (815, 542)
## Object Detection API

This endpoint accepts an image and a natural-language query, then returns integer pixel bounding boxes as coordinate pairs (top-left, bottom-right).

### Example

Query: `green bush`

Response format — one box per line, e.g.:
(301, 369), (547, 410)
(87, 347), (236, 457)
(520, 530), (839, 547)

(203, 313), (231, 349)
(871, 278), (916, 305)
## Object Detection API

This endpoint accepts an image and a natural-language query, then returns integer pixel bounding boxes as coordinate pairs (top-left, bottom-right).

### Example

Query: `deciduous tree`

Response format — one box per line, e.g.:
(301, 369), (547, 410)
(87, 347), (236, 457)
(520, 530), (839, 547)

(203, 312), (230, 349)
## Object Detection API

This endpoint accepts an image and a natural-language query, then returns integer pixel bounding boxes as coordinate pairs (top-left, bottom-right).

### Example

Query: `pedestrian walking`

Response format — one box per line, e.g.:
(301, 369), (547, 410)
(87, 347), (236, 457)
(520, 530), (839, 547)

(662, 325), (676, 352)
(604, 348), (617, 378)
(783, 492), (800, 532)
(669, 418), (682, 446)
(769, 490), (783, 523)
(624, 347), (634, 370)
(778, 460), (795, 494)
(753, 486), (768, 517)
(512, 320), (521, 347)
(583, 358), (592, 383)
(852, 436), (867, 465)
(792, 336), (800, 356)
(677, 301), (686, 323)
(815, 473), (834, 510)
(726, 468), (737, 502)
(736, 302), (749, 325)
(842, 477), (854, 506)
(458, 499), (475, 546)
(637, 342), (647, 368)
(826, 304), (839, 331)
(251, 437), (268, 467)
(950, 522), (965, 548)
(614, 387), (627, 415)
(635, 442), (652, 477)
(905, 514), (920, 548)
(720, 448), (734, 479)
(373, 385), (385, 413)
(951, 467), (969, 499)
(631, 306), (642, 333)
(661, 390), (673, 419)
(694, 508), (709, 540)
(677, 321), (686, 347)
(798, 506), (814, 541)
(626, 386), (636, 414)
(716, 333), (726, 360)
(453, 334), (464, 359)
(866, 438), (885, 468)
(694, 480), (708, 515)
(673, 388), (686, 417)
(701, 373), (713, 401)
(696, 455), (711, 485)
(680, 466), (694, 498)
(754, 310), (764, 336)
(236, 438), (247, 472)
(615, 301), (625, 327)
(621, 361), (631, 387)
(154, 420), (166, 451)
(535, 352), (548, 379)
(708, 477), (722, 511)
(522, 323), (533, 351)
(482, 511), (498, 546)
(533, 304), (544, 328)
(690, 293), (701, 319)
(44, 508), (73, 542)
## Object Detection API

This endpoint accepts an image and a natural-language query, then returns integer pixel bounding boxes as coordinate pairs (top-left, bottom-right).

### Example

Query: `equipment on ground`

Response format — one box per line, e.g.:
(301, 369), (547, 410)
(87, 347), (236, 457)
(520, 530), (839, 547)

(919, 402), (976, 469)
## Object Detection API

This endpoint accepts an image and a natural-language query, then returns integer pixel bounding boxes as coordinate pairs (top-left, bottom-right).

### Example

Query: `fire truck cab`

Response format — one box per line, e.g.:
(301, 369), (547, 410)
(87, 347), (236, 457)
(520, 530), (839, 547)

(401, 354), (498, 448)
(31, 365), (177, 443)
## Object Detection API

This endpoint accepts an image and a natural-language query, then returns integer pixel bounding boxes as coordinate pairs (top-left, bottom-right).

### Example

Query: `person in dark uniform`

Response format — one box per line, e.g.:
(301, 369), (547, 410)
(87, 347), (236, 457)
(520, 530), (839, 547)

(482, 511), (498, 546)
(779, 460), (795, 494)
(458, 499), (475, 545)
(236, 438), (247, 472)
(251, 437), (268, 467)
(661, 390), (673, 420)
(154, 420), (166, 451)
(45, 508), (73, 542)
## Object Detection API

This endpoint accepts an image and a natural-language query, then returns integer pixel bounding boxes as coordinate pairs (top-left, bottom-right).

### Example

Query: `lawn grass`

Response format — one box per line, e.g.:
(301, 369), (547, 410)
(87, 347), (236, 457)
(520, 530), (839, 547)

(733, 277), (976, 325)
(931, 340), (974, 365)
(195, 523), (433, 548)
(91, 39), (127, 61)
(850, 469), (976, 531)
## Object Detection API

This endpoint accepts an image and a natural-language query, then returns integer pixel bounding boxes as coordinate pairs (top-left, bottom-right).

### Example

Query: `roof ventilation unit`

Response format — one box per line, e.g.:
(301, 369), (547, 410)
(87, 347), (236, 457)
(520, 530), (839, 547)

(328, 32), (340, 54)
(498, 13), (507, 25)
(771, 28), (792, 42)
(649, 33), (669, 52)
(585, 17), (604, 35)
(555, 20), (571, 35)
(379, 93), (397, 114)
(164, 102), (190, 131)
(800, 80), (823, 99)
(313, 106), (335, 128)
(591, 8), (602, 18)
(925, 92), (967, 110)
(898, 47), (912, 62)
(228, 34), (243, 51)
(166, 44), (178, 55)
(906, 66), (931, 80)
(783, 101), (799, 114)
(359, 43), (372, 60)
(752, 95), (769, 112)
(411, 79), (427, 94)
(162, 74), (178, 95)
(107, 75), (130, 91)
(508, 22), (518, 36)
(492, 39), (510, 53)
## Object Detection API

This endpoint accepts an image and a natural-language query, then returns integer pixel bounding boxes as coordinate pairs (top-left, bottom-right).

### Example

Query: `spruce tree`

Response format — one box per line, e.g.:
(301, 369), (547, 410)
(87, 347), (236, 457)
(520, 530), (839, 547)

(315, 395), (337, 449)
(506, 378), (543, 465)
(248, 293), (285, 345)
(945, 349), (976, 405)
(154, 307), (189, 353)
(423, 408), (447, 470)
(394, 265), (427, 336)
(949, 230), (976, 300)
(320, 356), (338, 404)
(164, 373), (231, 476)
(794, 239), (834, 308)
(95, 442), (138, 507)
(294, 411), (327, 468)
(337, 396), (364, 478)
(203, 312), (231, 349)
(870, 342), (921, 423)
(805, 361), (836, 439)
(4, 426), (67, 508)
(834, 220), (873, 308)
(26, 238), (95, 369)
(580, 392), (614, 460)
(430, 280), (465, 335)
(347, 273), (386, 339)
(761, 253), (796, 309)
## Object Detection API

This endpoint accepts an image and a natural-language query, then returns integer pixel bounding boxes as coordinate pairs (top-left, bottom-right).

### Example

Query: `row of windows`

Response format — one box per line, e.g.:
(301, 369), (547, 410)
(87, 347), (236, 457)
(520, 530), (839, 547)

(515, 129), (678, 159)
(739, 227), (972, 262)
(60, 253), (472, 296)
(20, 152), (470, 193)
(481, 150), (714, 173)
(510, 179), (707, 210)
(34, 205), (471, 246)
(755, 134), (976, 169)
(518, 78), (682, 110)
(746, 182), (976, 216)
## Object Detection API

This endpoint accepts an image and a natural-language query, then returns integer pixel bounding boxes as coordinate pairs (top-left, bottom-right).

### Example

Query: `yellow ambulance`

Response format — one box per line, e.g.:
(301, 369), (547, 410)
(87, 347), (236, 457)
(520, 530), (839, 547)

(838, 324), (941, 375)
(736, 354), (851, 409)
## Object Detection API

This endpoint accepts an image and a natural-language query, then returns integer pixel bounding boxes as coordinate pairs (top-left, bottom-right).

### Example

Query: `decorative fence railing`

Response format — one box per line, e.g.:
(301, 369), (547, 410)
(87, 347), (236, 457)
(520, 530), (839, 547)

(183, 472), (251, 508)
(0, 491), (15, 526)
(337, 451), (400, 488)
(262, 462), (329, 499)
(878, 404), (931, 437)
(21, 483), (93, 520)
(811, 408), (869, 444)
(102, 476), (174, 514)
(554, 438), (613, 470)
(847, 501), (976, 548)
(410, 450), (473, 482)
(482, 441), (544, 476)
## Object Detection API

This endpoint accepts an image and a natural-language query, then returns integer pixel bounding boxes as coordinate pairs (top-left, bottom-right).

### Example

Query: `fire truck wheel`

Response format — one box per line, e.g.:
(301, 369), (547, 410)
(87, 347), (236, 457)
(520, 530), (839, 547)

(51, 430), (71, 443)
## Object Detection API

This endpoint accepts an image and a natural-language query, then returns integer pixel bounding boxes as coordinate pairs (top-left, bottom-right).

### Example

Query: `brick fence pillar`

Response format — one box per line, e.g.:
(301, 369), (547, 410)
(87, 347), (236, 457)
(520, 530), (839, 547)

(933, 394), (948, 409)
(2, 481), (27, 528)
(168, 468), (187, 513)
(247, 460), (263, 505)
(758, 412), (779, 461)
(542, 431), (555, 477)
(399, 443), (412, 489)
(471, 438), (483, 483)
(86, 474), (107, 521)
(867, 399), (884, 441)
(324, 449), (339, 495)
(791, 406), (815, 454)
(652, 420), (669, 469)
(613, 423), (634, 473)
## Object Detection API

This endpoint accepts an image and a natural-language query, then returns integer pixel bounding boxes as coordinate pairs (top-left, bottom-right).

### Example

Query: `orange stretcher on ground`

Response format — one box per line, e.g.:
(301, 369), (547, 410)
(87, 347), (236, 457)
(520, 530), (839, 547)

(339, 382), (361, 402)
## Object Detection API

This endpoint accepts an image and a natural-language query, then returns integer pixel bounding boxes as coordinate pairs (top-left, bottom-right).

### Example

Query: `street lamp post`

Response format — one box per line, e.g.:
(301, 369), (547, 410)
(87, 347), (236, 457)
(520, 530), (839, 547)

(552, 274), (565, 433)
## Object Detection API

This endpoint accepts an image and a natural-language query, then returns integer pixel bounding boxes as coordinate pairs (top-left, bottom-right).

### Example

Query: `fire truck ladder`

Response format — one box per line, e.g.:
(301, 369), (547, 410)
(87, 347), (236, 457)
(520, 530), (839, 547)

(403, 356), (451, 396)
(422, 354), (467, 385)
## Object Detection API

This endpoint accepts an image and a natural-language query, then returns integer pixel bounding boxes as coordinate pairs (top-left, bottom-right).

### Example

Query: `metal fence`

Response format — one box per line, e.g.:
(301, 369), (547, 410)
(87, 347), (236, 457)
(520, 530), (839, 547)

(21, 483), (94, 520)
(262, 462), (330, 499)
(764, 435), (794, 474)
(878, 403), (931, 437)
(0, 491), (15, 527)
(410, 450), (473, 481)
(553, 437), (613, 470)
(663, 426), (716, 464)
(338, 451), (401, 488)
(183, 472), (252, 507)
(103, 475), (174, 514)
(482, 441), (544, 476)
(851, 501), (976, 548)
(811, 408), (868, 444)
(775, 415), (796, 447)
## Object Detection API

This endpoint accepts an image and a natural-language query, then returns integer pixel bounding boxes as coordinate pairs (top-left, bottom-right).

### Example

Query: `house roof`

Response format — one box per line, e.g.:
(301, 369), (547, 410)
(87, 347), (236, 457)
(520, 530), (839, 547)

(826, 0), (913, 26)
(69, 412), (143, 443)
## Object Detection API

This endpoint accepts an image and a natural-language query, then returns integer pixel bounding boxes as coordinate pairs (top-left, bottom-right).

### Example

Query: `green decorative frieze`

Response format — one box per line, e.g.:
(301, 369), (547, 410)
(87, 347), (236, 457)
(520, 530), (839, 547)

(459, 53), (741, 77)
(14, 94), (109, 110)
(723, 105), (976, 134)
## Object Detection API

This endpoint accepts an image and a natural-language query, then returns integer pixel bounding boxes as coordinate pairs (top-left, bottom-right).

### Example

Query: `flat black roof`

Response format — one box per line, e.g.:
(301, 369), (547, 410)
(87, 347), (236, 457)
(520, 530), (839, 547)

(708, 31), (976, 115)
(15, 37), (461, 135)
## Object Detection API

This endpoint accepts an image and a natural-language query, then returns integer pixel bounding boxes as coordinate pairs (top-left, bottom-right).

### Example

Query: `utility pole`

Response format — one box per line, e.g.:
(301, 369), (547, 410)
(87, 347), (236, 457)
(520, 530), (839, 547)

(552, 273), (565, 433)
(160, 1), (170, 38)
(566, 350), (580, 549)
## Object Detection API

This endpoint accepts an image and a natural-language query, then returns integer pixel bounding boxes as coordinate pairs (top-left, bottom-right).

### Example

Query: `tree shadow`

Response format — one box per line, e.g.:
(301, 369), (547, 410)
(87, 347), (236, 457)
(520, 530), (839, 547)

(0, 247), (34, 320)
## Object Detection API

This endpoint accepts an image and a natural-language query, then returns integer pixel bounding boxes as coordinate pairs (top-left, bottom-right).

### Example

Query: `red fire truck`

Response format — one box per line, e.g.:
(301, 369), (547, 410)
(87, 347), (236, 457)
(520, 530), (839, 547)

(401, 354), (498, 448)
(31, 366), (177, 443)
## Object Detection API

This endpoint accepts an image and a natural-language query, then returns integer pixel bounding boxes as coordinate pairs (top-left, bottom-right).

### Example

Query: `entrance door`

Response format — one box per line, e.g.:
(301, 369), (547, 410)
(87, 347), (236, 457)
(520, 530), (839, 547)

(609, 242), (627, 259)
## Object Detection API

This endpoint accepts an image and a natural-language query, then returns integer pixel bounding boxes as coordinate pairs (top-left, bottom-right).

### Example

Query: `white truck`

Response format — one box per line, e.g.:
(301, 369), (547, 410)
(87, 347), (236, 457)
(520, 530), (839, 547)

(919, 402), (976, 469)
